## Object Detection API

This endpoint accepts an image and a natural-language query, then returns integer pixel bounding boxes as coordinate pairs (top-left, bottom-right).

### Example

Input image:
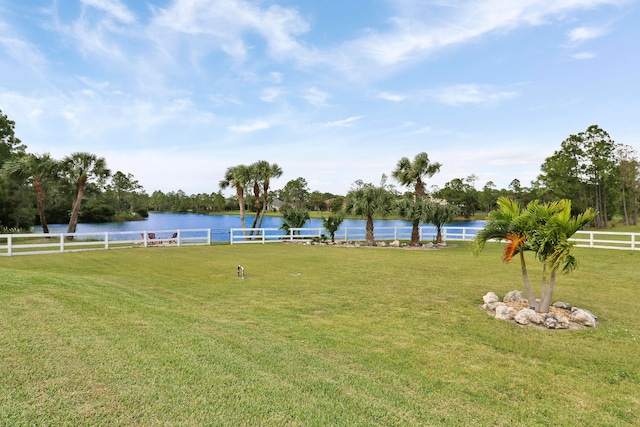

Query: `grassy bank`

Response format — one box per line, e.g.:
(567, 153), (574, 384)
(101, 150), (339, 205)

(1, 243), (638, 426)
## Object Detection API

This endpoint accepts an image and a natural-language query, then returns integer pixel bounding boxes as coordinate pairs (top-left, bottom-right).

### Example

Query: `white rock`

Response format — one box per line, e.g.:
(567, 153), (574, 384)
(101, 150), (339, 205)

(503, 290), (528, 303)
(483, 292), (500, 304)
(514, 308), (542, 325)
(495, 305), (516, 320)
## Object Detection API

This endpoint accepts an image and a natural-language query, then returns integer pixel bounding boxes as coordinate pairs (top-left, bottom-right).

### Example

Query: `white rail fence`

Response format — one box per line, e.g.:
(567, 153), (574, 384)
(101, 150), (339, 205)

(2, 227), (639, 256)
(229, 226), (481, 244)
(0, 229), (212, 256)
(230, 226), (640, 251)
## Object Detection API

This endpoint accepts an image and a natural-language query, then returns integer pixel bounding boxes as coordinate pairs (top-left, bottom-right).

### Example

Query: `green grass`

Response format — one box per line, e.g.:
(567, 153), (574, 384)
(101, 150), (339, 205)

(1, 243), (638, 426)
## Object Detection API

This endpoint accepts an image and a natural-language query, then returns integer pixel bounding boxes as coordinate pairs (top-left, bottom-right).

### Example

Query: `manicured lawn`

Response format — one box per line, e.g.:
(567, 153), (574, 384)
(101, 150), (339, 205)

(1, 243), (638, 426)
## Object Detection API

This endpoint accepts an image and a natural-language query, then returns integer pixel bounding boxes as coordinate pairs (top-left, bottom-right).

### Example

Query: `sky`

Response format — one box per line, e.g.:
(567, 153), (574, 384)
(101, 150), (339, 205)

(1, 0), (639, 197)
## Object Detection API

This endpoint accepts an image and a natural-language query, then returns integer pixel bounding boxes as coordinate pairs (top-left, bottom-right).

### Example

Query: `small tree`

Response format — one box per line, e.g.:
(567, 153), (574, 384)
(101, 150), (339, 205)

(426, 202), (459, 244)
(322, 213), (344, 243)
(280, 207), (310, 235)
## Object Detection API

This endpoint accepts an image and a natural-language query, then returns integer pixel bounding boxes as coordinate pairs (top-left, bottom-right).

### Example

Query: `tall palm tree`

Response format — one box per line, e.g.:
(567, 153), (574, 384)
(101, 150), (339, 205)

(62, 152), (110, 235)
(1, 153), (58, 233)
(472, 197), (537, 309)
(248, 160), (283, 231)
(345, 182), (392, 246)
(392, 152), (441, 245)
(219, 164), (251, 234)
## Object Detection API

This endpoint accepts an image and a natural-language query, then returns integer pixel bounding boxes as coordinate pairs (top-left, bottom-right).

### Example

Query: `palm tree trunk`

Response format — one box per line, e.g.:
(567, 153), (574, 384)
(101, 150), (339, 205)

(34, 178), (49, 234)
(67, 175), (87, 236)
(435, 226), (443, 244)
(237, 188), (247, 236)
(410, 220), (420, 245)
(366, 216), (375, 246)
(519, 250), (537, 310)
(538, 271), (556, 313)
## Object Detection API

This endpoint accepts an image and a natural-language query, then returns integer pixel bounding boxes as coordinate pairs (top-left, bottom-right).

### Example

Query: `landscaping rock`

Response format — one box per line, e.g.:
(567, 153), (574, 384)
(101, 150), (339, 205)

(514, 308), (543, 325)
(495, 305), (515, 320)
(570, 308), (598, 328)
(483, 292), (500, 304)
(389, 240), (400, 247)
(553, 301), (573, 310)
(484, 301), (505, 312)
(503, 290), (528, 304)
(543, 313), (569, 329)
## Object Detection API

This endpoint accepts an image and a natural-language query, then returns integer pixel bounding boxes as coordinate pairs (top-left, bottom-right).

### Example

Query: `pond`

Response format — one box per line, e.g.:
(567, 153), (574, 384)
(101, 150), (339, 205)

(34, 212), (486, 242)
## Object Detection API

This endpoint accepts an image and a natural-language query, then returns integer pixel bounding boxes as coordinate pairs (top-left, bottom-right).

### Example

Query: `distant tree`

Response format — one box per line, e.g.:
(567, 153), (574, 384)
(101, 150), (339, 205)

(62, 152), (111, 235)
(108, 171), (143, 221)
(0, 109), (26, 167)
(616, 145), (640, 225)
(392, 152), (441, 245)
(1, 153), (58, 233)
(278, 177), (310, 209)
(434, 175), (479, 218)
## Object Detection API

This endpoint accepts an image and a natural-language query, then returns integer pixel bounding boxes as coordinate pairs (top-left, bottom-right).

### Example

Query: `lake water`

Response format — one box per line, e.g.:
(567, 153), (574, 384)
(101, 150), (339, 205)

(35, 212), (486, 242)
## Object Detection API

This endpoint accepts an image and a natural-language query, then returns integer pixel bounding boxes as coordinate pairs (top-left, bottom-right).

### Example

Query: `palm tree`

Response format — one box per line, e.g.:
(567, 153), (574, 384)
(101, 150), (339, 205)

(392, 152), (441, 245)
(528, 200), (596, 313)
(1, 153), (58, 233)
(62, 152), (111, 235)
(427, 202), (459, 244)
(248, 160), (283, 231)
(345, 182), (392, 246)
(219, 164), (251, 235)
(280, 207), (310, 235)
(472, 197), (537, 309)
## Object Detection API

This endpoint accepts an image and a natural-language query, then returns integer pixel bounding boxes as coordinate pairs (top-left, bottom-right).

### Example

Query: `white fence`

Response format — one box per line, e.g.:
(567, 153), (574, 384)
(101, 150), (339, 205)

(230, 226), (640, 252)
(230, 226), (488, 244)
(0, 229), (212, 256)
(2, 227), (639, 256)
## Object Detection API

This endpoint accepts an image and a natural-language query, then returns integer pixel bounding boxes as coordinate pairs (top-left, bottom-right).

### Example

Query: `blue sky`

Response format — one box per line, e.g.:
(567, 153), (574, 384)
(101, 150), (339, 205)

(1, 0), (639, 196)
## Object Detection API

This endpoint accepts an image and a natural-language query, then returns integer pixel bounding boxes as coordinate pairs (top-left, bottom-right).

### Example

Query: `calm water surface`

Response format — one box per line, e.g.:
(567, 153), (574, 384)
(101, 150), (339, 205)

(36, 212), (486, 242)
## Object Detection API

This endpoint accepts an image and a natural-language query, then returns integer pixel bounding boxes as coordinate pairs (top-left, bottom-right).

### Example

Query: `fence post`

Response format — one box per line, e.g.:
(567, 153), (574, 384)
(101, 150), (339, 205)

(105, 233), (109, 249)
(8, 235), (12, 256)
(632, 233), (636, 250)
(206, 229), (210, 246)
(262, 228), (266, 244)
(60, 234), (64, 253)
(590, 232), (594, 248)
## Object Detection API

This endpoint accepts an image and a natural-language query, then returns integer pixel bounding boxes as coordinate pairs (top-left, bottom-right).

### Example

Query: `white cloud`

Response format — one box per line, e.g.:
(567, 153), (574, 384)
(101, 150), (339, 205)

(430, 84), (519, 106)
(304, 87), (329, 106)
(328, 0), (623, 76)
(229, 120), (271, 132)
(323, 116), (365, 127)
(150, 0), (309, 62)
(82, 0), (136, 25)
(376, 91), (407, 102)
(568, 26), (607, 42)
(572, 51), (596, 59)
(261, 88), (282, 103)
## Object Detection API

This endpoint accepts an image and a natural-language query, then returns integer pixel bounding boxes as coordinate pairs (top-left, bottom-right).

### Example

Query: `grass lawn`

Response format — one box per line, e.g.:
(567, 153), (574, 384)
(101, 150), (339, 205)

(0, 243), (638, 426)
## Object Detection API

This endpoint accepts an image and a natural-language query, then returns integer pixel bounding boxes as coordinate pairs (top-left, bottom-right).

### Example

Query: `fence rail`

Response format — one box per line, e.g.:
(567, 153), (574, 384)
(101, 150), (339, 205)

(2, 227), (639, 256)
(0, 229), (212, 256)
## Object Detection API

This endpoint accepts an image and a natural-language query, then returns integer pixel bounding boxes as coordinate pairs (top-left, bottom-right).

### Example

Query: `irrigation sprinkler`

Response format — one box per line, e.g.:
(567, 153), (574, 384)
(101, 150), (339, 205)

(237, 265), (245, 279)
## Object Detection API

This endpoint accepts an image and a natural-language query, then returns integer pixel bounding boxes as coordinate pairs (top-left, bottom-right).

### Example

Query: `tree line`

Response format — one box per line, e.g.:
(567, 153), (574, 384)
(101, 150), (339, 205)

(1, 107), (639, 234)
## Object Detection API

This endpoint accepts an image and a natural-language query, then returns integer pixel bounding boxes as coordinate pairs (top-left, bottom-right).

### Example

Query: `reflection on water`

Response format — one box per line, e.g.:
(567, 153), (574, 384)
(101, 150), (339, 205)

(34, 212), (485, 242)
